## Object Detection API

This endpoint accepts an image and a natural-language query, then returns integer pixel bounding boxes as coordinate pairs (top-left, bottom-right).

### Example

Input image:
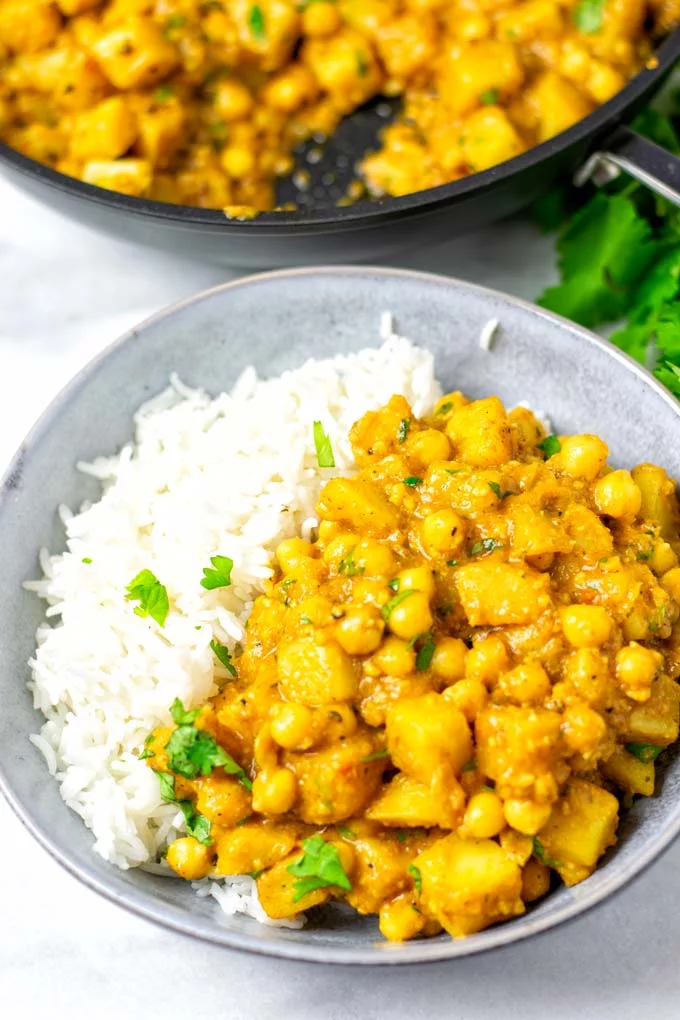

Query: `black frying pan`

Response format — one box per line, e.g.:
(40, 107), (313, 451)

(2, 31), (680, 268)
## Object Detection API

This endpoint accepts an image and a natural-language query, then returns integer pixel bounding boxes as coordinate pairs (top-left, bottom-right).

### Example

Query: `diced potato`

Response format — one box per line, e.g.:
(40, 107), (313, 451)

(316, 476), (399, 536)
(6, 47), (109, 111)
(366, 772), (460, 828)
(460, 107), (523, 173)
(510, 503), (572, 559)
(624, 675), (680, 747)
(415, 834), (525, 936)
(561, 504), (614, 563)
(345, 835), (409, 914)
(437, 40), (524, 118)
(231, 0), (301, 71)
(194, 774), (252, 827)
(527, 70), (594, 142)
(456, 562), (552, 626)
(0, 0), (62, 54)
(70, 95), (137, 160)
(601, 749), (655, 797)
(374, 12), (437, 82)
(277, 635), (358, 705)
(285, 732), (385, 824)
(213, 822), (300, 876)
(386, 693), (473, 784)
(91, 17), (179, 90)
(303, 28), (382, 113)
(476, 706), (562, 798)
(496, 0), (563, 41)
(349, 394), (414, 465)
(81, 157), (152, 195)
(56, 0), (101, 13)
(445, 397), (514, 468)
(538, 780), (619, 886)
(134, 97), (186, 168)
(257, 840), (354, 918)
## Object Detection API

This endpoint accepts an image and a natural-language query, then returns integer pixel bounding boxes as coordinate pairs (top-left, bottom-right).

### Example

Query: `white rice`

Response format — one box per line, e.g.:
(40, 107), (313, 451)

(26, 333), (440, 924)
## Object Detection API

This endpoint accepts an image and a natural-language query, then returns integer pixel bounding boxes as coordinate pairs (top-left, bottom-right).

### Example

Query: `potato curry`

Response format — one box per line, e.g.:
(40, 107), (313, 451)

(1, 0), (677, 212)
(144, 392), (680, 941)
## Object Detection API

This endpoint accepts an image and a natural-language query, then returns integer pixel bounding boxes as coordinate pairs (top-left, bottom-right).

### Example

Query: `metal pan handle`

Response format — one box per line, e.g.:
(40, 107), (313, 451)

(576, 125), (680, 205)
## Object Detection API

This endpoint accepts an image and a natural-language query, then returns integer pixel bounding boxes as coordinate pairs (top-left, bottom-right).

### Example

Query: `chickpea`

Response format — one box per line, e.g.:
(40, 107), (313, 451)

(270, 702), (317, 750)
(386, 591), (433, 641)
(276, 537), (314, 574)
(503, 799), (552, 836)
(221, 145), (256, 178)
(442, 676), (488, 722)
(494, 662), (551, 704)
(251, 767), (297, 816)
(561, 702), (606, 755)
(650, 541), (677, 575)
(336, 605), (385, 655)
(396, 565), (436, 600)
(302, 1), (341, 37)
(407, 427), (451, 468)
(462, 790), (505, 838)
(593, 470), (642, 519)
(560, 605), (613, 648)
(354, 539), (396, 578)
(661, 566), (680, 602)
(212, 80), (254, 122)
(254, 722), (278, 770)
(166, 836), (214, 881)
(371, 635), (417, 676)
(421, 509), (467, 557)
(263, 65), (318, 114)
(556, 435), (608, 480)
(615, 642), (662, 702)
(431, 636), (468, 683)
(522, 858), (551, 902)
(465, 635), (509, 686)
(379, 893), (425, 942)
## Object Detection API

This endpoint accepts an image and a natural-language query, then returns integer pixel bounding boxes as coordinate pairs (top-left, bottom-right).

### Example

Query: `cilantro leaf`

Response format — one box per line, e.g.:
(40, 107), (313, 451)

(625, 742), (663, 763)
(287, 835), (352, 903)
(125, 569), (169, 627)
(468, 538), (502, 556)
(537, 434), (561, 459)
(313, 421), (335, 468)
(156, 770), (176, 803)
(210, 639), (237, 677)
(381, 588), (417, 621)
(533, 836), (562, 869)
(169, 698), (200, 726)
(360, 748), (390, 762)
(415, 634), (436, 671)
(248, 3), (266, 38)
(387, 578), (400, 592)
(488, 481), (512, 500)
(403, 476), (423, 487)
(201, 555), (234, 591)
(165, 718), (252, 790)
(436, 401), (453, 416)
(398, 418), (411, 444)
(573, 0), (606, 33)
(538, 194), (660, 328)
(178, 800), (213, 846)
(480, 88), (499, 105)
(408, 864), (422, 894)
(338, 548), (361, 576)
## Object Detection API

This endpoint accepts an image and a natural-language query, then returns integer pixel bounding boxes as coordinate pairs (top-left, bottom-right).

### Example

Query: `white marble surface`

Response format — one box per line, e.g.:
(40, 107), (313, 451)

(2, 173), (680, 1018)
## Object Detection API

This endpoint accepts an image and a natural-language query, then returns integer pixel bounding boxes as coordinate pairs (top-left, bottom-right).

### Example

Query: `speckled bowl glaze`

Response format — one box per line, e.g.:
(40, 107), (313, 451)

(1, 267), (679, 965)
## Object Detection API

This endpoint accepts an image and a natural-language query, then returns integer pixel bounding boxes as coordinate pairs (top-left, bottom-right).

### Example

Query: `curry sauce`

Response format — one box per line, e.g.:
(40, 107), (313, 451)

(145, 392), (680, 940)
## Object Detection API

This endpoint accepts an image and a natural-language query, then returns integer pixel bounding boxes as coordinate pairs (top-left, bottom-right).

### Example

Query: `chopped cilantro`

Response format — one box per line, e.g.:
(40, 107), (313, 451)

(154, 84), (174, 102)
(636, 549), (654, 562)
(398, 418), (411, 444)
(436, 401), (453, 415)
(416, 634), (436, 671)
(445, 468), (461, 475)
(82, 557), (92, 564)
(248, 3), (266, 39)
(532, 836), (562, 869)
(480, 88), (499, 105)
(538, 434), (562, 459)
(387, 578), (401, 592)
(573, 0), (606, 34)
(488, 481), (512, 500)
(210, 639), (237, 677)
(287, 834), (352, 903)
(356, 50), (369, 77)
(381, 588), (417, 621)
(337, 825), (355, 839)
(313, 421), (335, 468)
(339, 548), (361, 576)
(446, 559), (459, 567)
(408, 864), (422, 894)
(179, 801), (212, 846)
(461, 758), (477, 772)
(201, 554), (233, 591)
(468, 538), (502, 556)
(125, 569), (169, 627)
(626, 742), (663, 763)
(395, 830), (408, 843)
(155, 770), (176, 803)
(164, 12), (186, 33)
(403, 476), (423, 487)
(360, 748), (390, 762)
(165, 703), (251, 790)
(299, 615), (313, 625)
(170, 698), (200, 726)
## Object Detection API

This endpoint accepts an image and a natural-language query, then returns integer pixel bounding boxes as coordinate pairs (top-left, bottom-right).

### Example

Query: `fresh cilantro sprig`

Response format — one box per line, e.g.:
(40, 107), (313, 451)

(287, 835), (352, 903)
(210, 638), (237, 677)
(164, 698), (252, 790)
(536, 90), (680, 403)
(125, 569), (169, 627)
(153, 769), (213, 846)
(201, 555), (233, 590)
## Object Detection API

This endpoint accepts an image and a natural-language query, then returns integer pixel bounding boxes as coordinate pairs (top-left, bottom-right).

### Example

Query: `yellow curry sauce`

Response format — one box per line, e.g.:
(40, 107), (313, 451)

(145, 392), (680, 941)
(1, 0), (678, 211)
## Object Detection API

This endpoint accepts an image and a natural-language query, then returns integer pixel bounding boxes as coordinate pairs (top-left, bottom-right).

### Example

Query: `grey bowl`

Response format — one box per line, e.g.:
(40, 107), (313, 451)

(1, 266), (679, 965)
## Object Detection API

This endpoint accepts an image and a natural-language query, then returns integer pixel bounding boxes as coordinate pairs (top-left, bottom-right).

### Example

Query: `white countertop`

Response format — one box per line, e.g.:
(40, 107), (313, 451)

(2, 174), (680, 1019)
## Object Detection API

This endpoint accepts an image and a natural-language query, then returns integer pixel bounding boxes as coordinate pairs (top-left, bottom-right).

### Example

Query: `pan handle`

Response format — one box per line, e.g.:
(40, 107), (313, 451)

(575, 125), (680, 206)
